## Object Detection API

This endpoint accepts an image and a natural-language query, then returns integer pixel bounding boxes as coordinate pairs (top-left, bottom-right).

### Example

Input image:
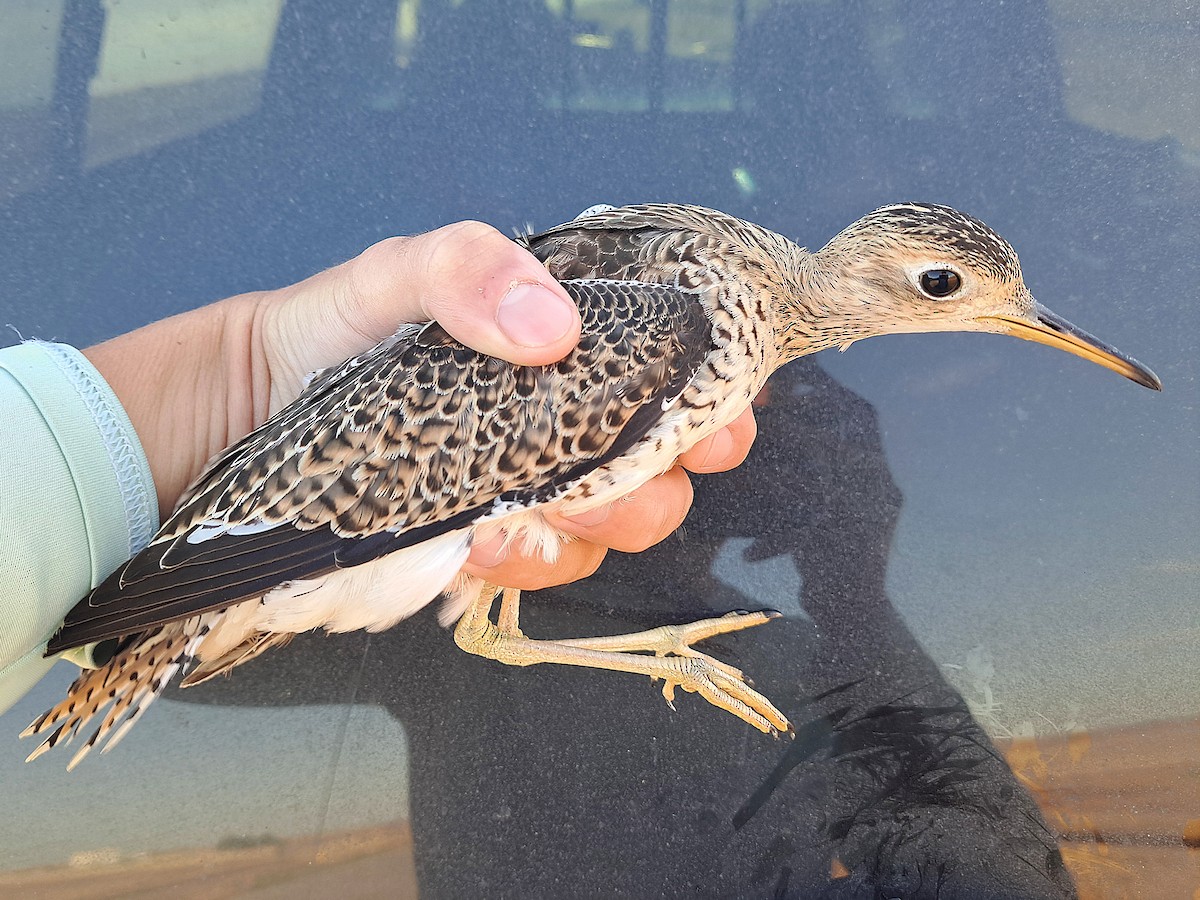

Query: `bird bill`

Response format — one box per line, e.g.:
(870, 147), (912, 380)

(978, 305), (1162, 390)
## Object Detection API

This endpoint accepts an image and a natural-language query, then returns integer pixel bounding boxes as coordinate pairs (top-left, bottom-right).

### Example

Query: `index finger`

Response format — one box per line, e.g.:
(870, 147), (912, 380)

(678, 407), (758, 473)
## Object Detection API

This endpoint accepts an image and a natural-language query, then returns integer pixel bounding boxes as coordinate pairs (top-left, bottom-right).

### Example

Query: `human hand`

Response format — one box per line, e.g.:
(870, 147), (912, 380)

(84, 221), (757, 591)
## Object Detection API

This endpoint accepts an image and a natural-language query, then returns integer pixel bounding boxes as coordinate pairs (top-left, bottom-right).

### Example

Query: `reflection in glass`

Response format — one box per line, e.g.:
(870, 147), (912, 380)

(0, 0), (1196, 896)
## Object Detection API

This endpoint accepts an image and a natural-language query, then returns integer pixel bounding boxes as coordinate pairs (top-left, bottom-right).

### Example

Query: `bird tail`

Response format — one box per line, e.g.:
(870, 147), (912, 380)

(179, 631), (292, 687)
(21, 619), (203, 770)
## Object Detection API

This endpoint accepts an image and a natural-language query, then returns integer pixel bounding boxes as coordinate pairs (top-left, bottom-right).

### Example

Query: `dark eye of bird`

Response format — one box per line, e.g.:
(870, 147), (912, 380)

(919, 268), (961, 298)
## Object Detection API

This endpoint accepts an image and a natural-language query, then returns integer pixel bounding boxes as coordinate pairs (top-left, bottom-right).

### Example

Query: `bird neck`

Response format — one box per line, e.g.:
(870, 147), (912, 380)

(769, 248), (876, 368)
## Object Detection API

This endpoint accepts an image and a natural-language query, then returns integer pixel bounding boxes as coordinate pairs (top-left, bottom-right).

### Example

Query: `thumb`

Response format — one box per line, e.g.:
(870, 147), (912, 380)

(337, 220), (580, 366)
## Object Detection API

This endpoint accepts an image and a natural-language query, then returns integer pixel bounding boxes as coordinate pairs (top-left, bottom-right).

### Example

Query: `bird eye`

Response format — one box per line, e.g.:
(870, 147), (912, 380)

(919, 268), (961, 298)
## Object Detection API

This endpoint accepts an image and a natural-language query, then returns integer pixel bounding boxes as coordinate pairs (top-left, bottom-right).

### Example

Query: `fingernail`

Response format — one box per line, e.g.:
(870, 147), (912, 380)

(561, 503), (612, 528)
(469, 532), (509, 568)
(496, 282), (576, 348)
(697, 428), (735, 470)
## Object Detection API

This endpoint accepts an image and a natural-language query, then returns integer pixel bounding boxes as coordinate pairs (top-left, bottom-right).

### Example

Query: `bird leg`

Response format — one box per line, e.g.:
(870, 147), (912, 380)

(453, 583), (792, 736)
(497, 581), (523, 635)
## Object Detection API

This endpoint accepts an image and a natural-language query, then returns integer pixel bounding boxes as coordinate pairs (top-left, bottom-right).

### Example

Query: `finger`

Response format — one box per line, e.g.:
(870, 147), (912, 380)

(546, 466), (694, 553)
(341, 221), (581, 366)
(464, 532), (608, 592)
(679, 407), (758, 473)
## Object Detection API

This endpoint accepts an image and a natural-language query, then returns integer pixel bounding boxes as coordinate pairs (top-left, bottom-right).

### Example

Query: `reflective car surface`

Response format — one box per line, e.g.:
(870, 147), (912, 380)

(1, 2), (1197, 897)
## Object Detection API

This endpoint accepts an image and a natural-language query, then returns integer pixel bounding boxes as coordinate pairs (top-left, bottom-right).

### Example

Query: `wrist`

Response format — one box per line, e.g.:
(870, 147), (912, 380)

(215, 289), (277, 444)
(82, 293), (268, 517)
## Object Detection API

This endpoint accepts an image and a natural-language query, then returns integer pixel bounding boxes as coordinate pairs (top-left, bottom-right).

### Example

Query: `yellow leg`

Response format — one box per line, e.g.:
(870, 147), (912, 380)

(497, 583), (523, 635)
(453, 584), (791, 736)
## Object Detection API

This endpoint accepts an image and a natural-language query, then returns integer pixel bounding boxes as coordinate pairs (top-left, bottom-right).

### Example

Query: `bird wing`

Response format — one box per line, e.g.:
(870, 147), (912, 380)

(47, 279), (713, 652)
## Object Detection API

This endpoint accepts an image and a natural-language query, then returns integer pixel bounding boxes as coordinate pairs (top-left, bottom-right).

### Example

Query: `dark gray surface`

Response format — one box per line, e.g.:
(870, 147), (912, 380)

(1, 2), (1196, 897)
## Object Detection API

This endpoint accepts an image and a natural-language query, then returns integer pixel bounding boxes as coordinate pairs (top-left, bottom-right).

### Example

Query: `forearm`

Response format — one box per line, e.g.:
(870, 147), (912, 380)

(83, 291), (274, 518)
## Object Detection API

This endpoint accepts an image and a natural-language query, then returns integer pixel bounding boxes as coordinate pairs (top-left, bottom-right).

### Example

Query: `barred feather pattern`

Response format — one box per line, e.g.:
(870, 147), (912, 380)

(21, 618), (205, 770)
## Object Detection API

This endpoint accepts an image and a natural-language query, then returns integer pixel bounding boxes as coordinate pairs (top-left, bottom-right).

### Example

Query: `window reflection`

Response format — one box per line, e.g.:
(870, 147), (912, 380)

(0, 0), (1195, 896)
(0, 2), (66, 201)
(88, 0), (282, 167)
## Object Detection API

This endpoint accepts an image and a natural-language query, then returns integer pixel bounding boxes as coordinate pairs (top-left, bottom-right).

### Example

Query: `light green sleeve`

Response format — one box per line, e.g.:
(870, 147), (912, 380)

(0, 341), (158, 716)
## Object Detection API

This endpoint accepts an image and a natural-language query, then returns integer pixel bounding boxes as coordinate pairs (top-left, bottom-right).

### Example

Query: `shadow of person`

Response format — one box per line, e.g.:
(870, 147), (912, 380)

(179, 357), (1074, 899)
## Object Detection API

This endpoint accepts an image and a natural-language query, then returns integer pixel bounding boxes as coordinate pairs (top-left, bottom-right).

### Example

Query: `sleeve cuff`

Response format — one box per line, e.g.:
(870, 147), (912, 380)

(6, 341), (159, 563)
(0, 341), (159, 714)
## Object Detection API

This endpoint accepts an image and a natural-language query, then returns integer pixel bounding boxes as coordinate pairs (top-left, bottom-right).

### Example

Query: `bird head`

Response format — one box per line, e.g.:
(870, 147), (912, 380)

(803, 202), (1161, 390)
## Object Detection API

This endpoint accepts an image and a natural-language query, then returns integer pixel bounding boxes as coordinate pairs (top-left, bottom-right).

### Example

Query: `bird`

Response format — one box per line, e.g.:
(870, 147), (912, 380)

(22, 202), (1160, 769)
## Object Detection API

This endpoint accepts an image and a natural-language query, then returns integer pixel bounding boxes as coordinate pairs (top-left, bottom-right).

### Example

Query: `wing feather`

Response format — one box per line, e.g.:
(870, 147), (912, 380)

(48, 278), (712, 652)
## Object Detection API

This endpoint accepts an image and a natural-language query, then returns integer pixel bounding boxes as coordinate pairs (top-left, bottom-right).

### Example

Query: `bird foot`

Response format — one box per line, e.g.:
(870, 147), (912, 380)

(454, 590), (791, 736)
(556, 609), (779, 680)
(652, 648), (792, 737)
